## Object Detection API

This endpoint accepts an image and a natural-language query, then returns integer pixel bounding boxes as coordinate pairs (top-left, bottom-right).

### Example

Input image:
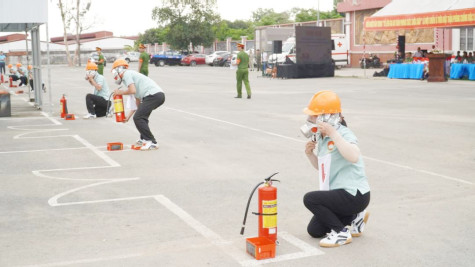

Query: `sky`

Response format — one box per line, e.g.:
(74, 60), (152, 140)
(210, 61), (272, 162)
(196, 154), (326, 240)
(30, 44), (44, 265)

(35, 0), (333, 41)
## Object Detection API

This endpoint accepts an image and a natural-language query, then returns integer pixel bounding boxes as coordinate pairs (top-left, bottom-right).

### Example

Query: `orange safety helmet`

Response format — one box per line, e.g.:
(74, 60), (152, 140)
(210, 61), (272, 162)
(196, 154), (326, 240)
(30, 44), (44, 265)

(112, 59), (129, 69)
(86, 62), (98, 70)
(7, 64), (12, 68)
(303, 90), (341, 116)
(16, 63), (22, 67)
(28, 65), (33, 70)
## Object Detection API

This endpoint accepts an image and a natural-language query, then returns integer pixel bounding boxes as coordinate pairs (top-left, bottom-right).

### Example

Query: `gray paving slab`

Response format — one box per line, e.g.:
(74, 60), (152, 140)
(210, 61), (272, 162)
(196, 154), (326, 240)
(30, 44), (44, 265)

(1, 64), (474, 267)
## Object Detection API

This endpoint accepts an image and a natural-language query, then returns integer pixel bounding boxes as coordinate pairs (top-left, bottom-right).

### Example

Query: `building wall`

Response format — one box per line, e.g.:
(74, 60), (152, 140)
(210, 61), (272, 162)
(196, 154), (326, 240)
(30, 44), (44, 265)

(343, 6), (454, 67)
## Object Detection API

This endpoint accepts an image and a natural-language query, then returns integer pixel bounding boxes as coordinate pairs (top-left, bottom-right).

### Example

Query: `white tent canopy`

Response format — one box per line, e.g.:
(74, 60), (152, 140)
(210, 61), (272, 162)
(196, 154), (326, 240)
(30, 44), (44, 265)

(372, 0), (475, 17)
(0, 0), (49, 110)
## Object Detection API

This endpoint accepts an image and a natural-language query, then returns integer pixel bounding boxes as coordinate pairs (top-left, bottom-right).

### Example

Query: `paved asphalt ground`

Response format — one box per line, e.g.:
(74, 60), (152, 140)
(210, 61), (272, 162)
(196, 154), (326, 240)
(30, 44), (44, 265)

(1, 63), (474, 267)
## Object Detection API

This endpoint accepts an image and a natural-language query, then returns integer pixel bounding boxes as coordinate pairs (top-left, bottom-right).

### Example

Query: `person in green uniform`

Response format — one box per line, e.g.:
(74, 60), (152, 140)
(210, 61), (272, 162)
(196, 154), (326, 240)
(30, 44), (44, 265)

(234, 43), (251, 99)
(96, 47), (105, 75)
(138, 43), (149, 76)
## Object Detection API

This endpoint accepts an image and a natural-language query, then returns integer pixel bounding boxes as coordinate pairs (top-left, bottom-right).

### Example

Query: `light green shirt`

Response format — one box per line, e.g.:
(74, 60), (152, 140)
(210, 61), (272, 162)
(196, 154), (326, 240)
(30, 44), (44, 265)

(121, 70), (163, 100)
(317, 125), (370, 196)
(93, 73), (110, 100)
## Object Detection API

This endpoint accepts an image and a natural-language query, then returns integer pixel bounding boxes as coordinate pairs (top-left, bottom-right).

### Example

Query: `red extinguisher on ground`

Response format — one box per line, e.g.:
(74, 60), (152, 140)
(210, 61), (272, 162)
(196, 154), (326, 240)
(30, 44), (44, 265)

(240, 173), (280, 243)
(113, 94), (126, 122)
(60, 94), (67, 118)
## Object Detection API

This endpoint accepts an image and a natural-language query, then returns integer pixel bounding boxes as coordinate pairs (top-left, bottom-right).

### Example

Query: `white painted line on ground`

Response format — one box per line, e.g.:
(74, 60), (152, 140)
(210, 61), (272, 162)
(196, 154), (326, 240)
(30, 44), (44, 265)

(0, 147), (87, 154)
(166, 107), (473, 186)
(166, 107), (302, 143)
(17, 253), (143, 267)
(239, 232), (323, 266)
(32, 166), (117, 181)
(0, 116), (47, 121)
(363, 156), (474, 185)
(72, 134), (120, 167)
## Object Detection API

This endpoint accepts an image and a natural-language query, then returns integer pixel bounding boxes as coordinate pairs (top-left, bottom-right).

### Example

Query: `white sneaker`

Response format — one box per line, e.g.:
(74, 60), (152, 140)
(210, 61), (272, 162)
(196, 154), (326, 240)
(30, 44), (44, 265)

(140, 141), (159, 150)
(83, 113), (96, 119)
(319, 227), (352, 248)
(135, 139), (146, 146)
(351, 210), (370, 237)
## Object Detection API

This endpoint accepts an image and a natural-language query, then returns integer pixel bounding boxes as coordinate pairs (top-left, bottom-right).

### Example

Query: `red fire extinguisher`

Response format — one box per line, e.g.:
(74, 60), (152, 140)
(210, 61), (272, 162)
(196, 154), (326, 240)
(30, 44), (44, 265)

(240, 173), (280, 242)
(113, 94), (126, 122)
(60, 94), (67, 118)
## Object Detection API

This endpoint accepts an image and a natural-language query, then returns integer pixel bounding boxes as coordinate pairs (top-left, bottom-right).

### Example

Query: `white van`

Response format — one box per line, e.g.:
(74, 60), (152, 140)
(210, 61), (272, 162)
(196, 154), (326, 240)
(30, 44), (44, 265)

(268, 34), (348, 68)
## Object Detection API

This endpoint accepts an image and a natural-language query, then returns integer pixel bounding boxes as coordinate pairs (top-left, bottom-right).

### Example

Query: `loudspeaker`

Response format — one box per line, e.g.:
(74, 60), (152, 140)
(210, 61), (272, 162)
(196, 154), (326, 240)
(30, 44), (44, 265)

(397, 36), (405, 55)
(272, 40), (282, 54)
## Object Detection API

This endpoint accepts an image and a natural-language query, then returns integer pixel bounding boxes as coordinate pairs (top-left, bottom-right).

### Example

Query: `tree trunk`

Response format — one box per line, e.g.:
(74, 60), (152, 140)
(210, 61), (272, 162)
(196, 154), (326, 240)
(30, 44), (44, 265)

(58, 0), (73, 66)
(75, 0), (81, 66)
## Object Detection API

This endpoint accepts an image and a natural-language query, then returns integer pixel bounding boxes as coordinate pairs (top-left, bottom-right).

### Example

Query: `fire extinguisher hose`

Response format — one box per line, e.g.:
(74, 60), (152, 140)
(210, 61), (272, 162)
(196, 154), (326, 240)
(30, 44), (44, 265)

(240, 172), (280, 235)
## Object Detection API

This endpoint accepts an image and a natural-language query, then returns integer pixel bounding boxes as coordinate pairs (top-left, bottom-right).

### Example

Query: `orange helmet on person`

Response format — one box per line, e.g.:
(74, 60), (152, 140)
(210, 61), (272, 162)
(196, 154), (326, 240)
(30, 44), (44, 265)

(112, 59), (129, 69)
(28, 65), (33, 70)
(139, 43), (146, 49)
(237, 43), (245, 49)
(8, 64), (12, 68)
(303, 90), (341, 116)
(16, 63), (22, 67)
(111, 59), (129, 85)
(85, 62), (98, 70)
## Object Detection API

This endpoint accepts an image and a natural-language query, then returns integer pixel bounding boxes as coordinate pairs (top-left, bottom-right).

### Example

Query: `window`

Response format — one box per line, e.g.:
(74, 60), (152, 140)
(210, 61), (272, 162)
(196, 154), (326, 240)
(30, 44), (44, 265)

(460, 27), (474, 51)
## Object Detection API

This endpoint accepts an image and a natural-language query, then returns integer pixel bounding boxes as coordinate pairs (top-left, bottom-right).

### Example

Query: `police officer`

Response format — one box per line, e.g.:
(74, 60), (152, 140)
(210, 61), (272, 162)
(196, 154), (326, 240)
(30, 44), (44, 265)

(234, 43), (251, 99)
(138, 44), (150, 76)
(96, 47), (105, 75)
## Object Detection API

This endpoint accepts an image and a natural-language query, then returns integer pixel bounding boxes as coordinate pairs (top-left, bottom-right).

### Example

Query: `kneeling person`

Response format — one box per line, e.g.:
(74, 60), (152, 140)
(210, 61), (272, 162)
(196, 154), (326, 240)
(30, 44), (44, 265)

(84, 62), (111, 119)
(111, 59), (165, 150)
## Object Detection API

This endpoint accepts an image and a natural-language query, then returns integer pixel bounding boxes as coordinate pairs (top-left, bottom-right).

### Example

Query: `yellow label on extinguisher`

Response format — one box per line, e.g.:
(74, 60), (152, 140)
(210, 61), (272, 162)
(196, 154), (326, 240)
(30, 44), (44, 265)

(262, 199), (277, 228)
(113, 99), (124, 113)
(60, 102), (63, 113)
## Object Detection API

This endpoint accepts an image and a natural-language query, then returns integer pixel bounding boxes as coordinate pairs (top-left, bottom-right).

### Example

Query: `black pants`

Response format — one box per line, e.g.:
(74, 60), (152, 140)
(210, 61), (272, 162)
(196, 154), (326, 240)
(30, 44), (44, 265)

(19, 76), (27, 86)
(133, 92), (165, 143)
(303, 189), (370, 237)
(0, 62), (5, 75)
(85, 94), (110, 117)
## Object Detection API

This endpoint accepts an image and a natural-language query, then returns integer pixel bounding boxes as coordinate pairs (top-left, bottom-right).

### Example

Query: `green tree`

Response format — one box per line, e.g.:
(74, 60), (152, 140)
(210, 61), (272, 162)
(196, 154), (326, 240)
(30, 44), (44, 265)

(152, 0), (219, 51)
(137, 28), (167, 47)
(252, 8), (291, 26)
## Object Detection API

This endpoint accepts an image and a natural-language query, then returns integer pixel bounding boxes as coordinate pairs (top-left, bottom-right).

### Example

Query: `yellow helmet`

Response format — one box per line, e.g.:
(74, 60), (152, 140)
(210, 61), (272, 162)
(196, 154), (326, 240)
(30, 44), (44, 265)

(86, 62), (98, 70)
(303, 91), (341, 116)
(112, 59), (129, 69)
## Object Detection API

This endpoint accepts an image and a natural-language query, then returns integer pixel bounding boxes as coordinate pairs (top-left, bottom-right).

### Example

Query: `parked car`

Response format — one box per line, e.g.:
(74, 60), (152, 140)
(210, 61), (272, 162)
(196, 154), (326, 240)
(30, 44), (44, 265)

(88, 52), (107, 66)
(225, 51), (239, 67)
(150, 51), (183, 67)
(205, 51), (228, 66)
(213, 52), (231, 67)
(181, 54), (206, 66)
(121, 52), (140, 63)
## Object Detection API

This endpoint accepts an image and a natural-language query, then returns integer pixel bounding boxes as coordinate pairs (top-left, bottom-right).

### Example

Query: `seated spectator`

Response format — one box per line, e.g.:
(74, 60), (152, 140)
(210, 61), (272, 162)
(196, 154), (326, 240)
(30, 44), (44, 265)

(467, 52), (474, 63)
(454, 51), (462, 63)
(413, 47), (423, 57)
(405, 52), (413, 62)
(461, 51), (469, 63)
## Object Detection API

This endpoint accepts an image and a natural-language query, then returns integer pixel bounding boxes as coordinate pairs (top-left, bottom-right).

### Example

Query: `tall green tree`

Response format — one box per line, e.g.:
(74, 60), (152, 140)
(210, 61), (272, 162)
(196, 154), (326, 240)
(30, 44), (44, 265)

(152, 0), (219, 51)
(137, 28), (167, 47)
(252, 8), (291, 26)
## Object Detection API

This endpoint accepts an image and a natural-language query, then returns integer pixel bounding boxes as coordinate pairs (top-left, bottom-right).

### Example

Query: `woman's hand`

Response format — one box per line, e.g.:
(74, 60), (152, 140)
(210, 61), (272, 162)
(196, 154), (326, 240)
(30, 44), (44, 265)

(113, 89), (121, 96)
(305, 141), (316, 155)
(317, 121), (337, 138)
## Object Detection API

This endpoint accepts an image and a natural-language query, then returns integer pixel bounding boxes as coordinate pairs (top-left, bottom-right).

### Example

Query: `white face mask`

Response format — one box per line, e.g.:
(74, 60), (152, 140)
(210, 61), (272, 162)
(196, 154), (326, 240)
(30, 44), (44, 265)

(300, 121), (320, 141)
(316, 113), (341, 127)
(112, 68), (123, 85)
(86, 70), (96, 77)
